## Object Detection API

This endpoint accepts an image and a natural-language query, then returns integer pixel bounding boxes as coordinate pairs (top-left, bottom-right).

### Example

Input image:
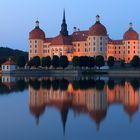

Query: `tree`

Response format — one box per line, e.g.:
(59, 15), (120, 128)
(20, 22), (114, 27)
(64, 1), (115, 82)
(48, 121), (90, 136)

(79, 56), (84, 68)
(28, 59), (34, 68)
(95, 55), (105, 69)
(120, 60), (125, 67)
(59, 55), (69, 69)
(17, 55), (26, 68)
(41, 57), (47, 68)
(51, 55), (59, 69)
(79, 56), (88, 68)
(88, 57), (95, 69)
(72, 56), (79, 69)
(107, 56), (115, 68)
(41, 56), (51, 68)
(32, 56), (41, 68)
(131, 55), (140, 68)
(46, 56), (51, 68)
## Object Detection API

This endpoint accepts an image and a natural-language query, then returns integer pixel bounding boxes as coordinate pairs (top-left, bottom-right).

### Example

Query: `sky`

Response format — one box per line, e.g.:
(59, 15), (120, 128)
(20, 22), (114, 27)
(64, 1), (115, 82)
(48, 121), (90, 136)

(0, 0), (140, 51)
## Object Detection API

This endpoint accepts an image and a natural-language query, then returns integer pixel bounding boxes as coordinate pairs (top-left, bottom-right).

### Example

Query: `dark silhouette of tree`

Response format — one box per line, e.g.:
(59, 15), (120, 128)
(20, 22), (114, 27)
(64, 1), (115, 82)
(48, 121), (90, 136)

(95, 79), (105, 91)
(59, 56), (69, 69)
(32, 56), (41, 68)
(79, 56), (88, 68)
(120, 60), (125, 67)
(59, 79), (69, 91)
(28, 59), (34, 68)
(51, 55), (59, 69)
(29, 79), (40, 90)
(41, 56), (51, 68)
(17, 55), (26, 68)
(72, 80), (79, 90)
(95, 55), (105, 69)
(88, 57), (95, 69)
(41, 79), (51, 89)
(72, 56), (79, 69)
(131, 55), (140, 68)
(107, 56), (115, 68)
(107, 79), (115, 90)
(41, 57), (47, 68)
(52, 79), (59, 90)
(130, 79), (140, 91)
(16, 79), (27, 92)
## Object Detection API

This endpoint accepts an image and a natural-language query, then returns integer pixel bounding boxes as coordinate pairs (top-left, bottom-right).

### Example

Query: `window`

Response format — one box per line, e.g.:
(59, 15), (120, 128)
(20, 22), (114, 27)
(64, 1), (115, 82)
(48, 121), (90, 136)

(35, 45), (37, 48)
(93, 47), (96, 51)
(128, 46), (130, 49)
(35, 50), (37, 53)
(93, 42), (95, 46)
(128, 50), (130, 54)
(134, 51), (135, 54)
(100, 47), (102, 51)
(7, 66), (9, 69)
(30, 50), (32, 53)
(35, 40), (37, 43)
(78, 43), (80, 47)
(3, 66), (5, 70)
(100, 42), (102, 45)
(100, 37), (102, 40)
(78, 48), (80, 52)
(128, 41), (130, 44)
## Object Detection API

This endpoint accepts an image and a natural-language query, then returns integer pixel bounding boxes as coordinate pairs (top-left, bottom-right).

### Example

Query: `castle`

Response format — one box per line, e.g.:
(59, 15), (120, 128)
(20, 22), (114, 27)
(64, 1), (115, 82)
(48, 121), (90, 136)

(29, 10), (139, 63)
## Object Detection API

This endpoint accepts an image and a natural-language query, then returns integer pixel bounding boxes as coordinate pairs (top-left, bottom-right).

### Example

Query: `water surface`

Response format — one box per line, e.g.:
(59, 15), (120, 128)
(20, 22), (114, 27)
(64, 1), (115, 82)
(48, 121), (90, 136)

(0, 76), (140, 140)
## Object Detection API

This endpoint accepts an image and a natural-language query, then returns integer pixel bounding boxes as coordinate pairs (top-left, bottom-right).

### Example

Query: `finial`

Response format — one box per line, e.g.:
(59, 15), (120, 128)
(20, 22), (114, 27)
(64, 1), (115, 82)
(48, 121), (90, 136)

(35, 20), (39, 28)
(129, 22), (133, 29)
(96, 15), (100, 22)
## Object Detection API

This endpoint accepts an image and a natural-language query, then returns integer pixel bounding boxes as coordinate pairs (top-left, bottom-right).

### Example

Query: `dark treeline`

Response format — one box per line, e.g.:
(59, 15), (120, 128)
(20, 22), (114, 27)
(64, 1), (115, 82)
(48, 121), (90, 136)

(0, 79), (28, 94)
(28, 78), (140, 92)
(0, 47), (28, 66)
(0, 78), (140, 95)
(16, 55), (140, 70)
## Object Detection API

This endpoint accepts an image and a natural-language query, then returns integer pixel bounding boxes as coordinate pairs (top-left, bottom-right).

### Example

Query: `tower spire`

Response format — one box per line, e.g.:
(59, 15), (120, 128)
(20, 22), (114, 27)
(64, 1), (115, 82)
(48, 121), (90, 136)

(60, 9), (69, 36)
(63, 9), (66, 23)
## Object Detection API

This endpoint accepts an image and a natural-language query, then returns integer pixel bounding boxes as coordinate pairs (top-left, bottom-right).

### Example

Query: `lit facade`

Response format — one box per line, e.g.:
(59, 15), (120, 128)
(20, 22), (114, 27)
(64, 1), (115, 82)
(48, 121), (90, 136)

(29, 11), (139, 62)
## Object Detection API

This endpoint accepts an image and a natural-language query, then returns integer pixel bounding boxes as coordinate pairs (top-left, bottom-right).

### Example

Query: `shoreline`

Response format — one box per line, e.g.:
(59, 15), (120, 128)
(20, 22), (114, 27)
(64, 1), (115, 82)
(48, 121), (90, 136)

(1, 68), (140, 77)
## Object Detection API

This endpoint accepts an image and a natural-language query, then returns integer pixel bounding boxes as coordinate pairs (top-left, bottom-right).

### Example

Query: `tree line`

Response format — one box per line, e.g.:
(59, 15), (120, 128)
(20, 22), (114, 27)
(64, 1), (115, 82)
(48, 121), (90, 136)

(16, 55), (140, 69)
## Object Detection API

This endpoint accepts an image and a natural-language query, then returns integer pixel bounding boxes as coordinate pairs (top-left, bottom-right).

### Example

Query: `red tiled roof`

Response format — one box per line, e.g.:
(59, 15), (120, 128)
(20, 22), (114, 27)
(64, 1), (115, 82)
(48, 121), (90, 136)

(89, 22), (107, 36)
(2, 59), (16, 65)
(72, 30), (89, 42)
(29, 27), (45, 40)
(108, 39), (123, 45)
(123, 29), (139, 40)
(45, 38), (53, 43)
(51, 34), (72, 45)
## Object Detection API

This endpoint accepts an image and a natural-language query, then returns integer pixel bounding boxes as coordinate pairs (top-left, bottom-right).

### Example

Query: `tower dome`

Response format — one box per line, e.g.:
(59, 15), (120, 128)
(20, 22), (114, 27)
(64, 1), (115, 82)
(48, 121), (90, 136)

(89, 15), (107, 36)
(123, 23), (139, 40)
(29, 20), (45, 40)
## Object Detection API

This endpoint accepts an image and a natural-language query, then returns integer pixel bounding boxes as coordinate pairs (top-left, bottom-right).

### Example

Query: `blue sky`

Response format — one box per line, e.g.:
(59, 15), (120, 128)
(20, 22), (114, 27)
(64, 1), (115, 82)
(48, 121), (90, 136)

(0, 0), (140, 51)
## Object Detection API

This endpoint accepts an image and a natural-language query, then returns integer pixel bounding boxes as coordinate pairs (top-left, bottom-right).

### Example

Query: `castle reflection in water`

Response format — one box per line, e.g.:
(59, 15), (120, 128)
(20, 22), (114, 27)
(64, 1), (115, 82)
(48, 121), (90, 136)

(1, 76), (140, 132)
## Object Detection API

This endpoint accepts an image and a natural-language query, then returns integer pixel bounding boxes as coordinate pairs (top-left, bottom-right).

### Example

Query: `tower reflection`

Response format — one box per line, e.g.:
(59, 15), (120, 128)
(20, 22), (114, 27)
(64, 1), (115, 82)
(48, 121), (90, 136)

(28, 78), (140, 133)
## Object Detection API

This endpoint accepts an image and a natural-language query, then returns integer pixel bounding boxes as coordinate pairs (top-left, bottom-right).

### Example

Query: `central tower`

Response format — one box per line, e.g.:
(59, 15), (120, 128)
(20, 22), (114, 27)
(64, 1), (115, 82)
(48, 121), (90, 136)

(60, 9), (69, 36)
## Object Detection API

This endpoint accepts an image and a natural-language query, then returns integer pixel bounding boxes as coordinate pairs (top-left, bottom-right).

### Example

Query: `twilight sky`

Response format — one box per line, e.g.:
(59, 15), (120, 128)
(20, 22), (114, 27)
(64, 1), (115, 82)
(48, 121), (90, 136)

(0, 0), (140, 51)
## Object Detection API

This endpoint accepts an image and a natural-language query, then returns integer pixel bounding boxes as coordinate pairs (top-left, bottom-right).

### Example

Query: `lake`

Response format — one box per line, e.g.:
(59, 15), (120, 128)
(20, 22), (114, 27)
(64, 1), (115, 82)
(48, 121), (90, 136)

(0, 76), (140, 140)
